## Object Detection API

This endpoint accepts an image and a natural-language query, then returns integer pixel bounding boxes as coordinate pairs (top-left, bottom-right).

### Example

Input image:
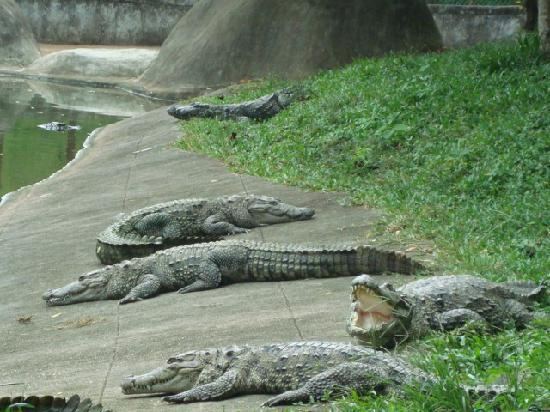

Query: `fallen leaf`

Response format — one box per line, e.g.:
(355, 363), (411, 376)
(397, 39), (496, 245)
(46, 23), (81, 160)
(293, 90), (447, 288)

(56, 316), (101, 330)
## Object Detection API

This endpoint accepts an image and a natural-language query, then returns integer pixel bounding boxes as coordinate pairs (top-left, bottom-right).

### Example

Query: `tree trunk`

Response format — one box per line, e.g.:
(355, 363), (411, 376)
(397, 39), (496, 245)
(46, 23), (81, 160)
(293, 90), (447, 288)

(524, 0), (538, 31)
(540, 0), (550, 54)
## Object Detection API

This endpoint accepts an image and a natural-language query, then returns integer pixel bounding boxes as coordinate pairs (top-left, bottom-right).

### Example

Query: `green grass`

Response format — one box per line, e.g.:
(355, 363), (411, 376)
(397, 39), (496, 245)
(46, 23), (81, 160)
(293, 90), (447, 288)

(2, 404), (34, 412)
(177, 36), (549, 410)
(179, 35), (549, 282)
(335, 320), (549, 411)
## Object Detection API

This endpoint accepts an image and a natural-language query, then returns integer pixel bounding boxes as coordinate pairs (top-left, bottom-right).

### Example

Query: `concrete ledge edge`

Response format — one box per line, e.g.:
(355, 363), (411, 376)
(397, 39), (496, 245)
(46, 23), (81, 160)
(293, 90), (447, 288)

(428, 4), (524, 16)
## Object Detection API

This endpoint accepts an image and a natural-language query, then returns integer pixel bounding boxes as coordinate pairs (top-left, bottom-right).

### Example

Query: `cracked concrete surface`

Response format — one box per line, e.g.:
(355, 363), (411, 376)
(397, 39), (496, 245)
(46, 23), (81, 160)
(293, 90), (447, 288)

(0, 107), (420, 410)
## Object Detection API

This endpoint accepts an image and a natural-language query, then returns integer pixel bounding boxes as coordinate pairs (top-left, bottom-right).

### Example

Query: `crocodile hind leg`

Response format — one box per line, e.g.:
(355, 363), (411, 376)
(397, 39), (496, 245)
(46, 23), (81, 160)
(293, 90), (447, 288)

(178, 261), (222, 294)
(436, 309), (487, 331)
(502, 299), (535, 327)
(163, 370), (239, 403)
(262, 362), (395, 407)
(119, 274), (162, 304)
(203, 214), (248, 235)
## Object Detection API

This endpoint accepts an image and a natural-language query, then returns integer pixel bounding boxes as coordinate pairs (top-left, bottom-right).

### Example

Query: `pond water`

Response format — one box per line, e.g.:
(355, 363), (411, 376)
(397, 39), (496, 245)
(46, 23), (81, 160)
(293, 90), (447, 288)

(0, 77), (167, 198)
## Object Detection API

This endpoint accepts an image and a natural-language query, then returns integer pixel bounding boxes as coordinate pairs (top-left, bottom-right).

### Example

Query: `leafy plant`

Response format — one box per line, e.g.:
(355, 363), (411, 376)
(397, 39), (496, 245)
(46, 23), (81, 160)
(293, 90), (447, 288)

(3, 403), (34, 412)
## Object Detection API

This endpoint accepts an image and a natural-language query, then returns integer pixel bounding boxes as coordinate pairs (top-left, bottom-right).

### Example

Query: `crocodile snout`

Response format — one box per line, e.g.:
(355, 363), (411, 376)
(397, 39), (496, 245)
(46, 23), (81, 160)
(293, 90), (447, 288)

(289, 207), (315, 220)
(42, 289), (53, 300)
(120, 377), (136, 394)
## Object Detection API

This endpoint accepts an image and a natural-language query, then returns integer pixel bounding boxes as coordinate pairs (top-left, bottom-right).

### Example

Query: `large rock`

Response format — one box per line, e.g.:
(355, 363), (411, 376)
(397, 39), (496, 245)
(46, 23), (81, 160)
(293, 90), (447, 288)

(140, 0), (442, 96)
(26, 48), (159, 79)
(0, 0), (40, 65)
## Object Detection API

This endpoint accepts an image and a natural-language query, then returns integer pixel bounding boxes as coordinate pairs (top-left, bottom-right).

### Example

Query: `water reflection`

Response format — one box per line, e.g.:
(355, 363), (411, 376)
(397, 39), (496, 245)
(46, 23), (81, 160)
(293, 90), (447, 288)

(0, 77), (167, 197)
(28, 81), (163, 117)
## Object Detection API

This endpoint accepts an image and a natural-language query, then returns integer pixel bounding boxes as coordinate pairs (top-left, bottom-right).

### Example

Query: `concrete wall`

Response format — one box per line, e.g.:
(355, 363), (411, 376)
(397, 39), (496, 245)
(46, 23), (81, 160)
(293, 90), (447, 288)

(13, 1), (525, 49)
(0, 0), (40, 65)
(14, 0), (198, 45)
(429, 5), (525, 48)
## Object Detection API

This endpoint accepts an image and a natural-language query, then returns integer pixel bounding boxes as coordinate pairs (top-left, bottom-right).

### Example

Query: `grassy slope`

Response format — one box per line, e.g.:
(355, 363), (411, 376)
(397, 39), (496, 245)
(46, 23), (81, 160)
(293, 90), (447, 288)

(178, 37), (549, 410)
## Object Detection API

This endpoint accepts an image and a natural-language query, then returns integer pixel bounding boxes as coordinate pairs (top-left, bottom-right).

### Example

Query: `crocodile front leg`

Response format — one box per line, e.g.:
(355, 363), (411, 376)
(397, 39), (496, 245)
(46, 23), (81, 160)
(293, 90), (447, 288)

(178, 261), (222, 294)
(163, 369), (239, 403)
(263, 362), (394, 407)
(203, 215), (248, 235)
(119, 274), (162, 304)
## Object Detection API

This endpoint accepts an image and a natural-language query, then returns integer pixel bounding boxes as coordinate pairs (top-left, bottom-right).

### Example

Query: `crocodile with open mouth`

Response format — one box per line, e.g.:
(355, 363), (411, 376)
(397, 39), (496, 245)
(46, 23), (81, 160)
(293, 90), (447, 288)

(347, 274), (546, 348)
(43, 239), (423, 306)
(96, 194), (315, 264)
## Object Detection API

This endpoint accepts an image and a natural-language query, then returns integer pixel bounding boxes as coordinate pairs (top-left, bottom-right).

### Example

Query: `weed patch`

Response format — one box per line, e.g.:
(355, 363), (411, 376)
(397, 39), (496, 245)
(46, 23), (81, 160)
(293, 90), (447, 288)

(179, 36), (549, 281)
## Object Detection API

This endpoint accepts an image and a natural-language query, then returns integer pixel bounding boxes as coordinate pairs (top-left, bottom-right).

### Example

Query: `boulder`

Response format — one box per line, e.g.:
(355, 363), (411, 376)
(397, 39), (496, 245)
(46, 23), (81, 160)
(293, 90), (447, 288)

(0, 0), (40, 65)
(140, 0), (442, 96)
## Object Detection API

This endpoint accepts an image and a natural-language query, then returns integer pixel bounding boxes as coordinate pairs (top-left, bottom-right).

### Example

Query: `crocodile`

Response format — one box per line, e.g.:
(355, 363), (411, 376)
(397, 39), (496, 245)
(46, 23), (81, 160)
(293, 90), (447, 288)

(37, 121), (81, 132)
(43, 239), (423, 306)
(167, 88), (296, 121)
(0, 394), (109, 412)
(347, 274), (547, 348)
(96, 194), (315, 264)
(121, 341), (434, 406)
(120, 341), (505, 407)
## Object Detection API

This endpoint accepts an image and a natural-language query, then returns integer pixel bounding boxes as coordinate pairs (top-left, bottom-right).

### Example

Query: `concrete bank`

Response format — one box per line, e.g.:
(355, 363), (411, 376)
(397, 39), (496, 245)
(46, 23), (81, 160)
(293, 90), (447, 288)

(0, 45), (176, 101)
(0, 107), (431, 410)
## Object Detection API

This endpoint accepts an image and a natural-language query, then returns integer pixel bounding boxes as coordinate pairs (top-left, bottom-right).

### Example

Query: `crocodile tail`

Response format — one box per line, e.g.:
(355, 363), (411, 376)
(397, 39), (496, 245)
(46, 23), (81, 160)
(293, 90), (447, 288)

(244, 243), (424, 281)
(356, 245), (424, 275)
(96, 225), (163, 264)
(95, 239), (162, 264)
(502, 280), (547, 302)
(96, 231), (221, 264)
(0, 395), (110, 412)
(464, 384), (508, 398)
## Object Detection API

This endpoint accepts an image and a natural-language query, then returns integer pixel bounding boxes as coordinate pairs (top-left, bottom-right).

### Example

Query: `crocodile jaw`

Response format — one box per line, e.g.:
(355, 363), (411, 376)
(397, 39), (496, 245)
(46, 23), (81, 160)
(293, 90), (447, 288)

(42, 271), (109, 305)
(347, 275), (410, 348)
(350, 286), (395, 332)
(121, 363), (200, 395)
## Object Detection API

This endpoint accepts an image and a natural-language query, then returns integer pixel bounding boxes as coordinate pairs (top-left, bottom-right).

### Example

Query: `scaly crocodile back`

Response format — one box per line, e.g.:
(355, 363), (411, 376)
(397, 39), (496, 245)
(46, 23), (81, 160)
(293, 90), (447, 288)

(96, 198), (219, 264)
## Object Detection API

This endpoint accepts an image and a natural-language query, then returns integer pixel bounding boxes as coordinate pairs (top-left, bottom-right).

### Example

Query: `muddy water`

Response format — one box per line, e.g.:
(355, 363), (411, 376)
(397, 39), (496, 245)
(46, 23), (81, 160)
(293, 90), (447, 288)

(0, 77), (167, 197)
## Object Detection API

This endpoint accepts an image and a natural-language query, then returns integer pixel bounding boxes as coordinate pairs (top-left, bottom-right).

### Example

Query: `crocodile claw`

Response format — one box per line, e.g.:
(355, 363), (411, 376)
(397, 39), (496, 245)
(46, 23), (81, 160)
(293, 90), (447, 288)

(119, 296), (142, 305)
(163, 394), (187, 403)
